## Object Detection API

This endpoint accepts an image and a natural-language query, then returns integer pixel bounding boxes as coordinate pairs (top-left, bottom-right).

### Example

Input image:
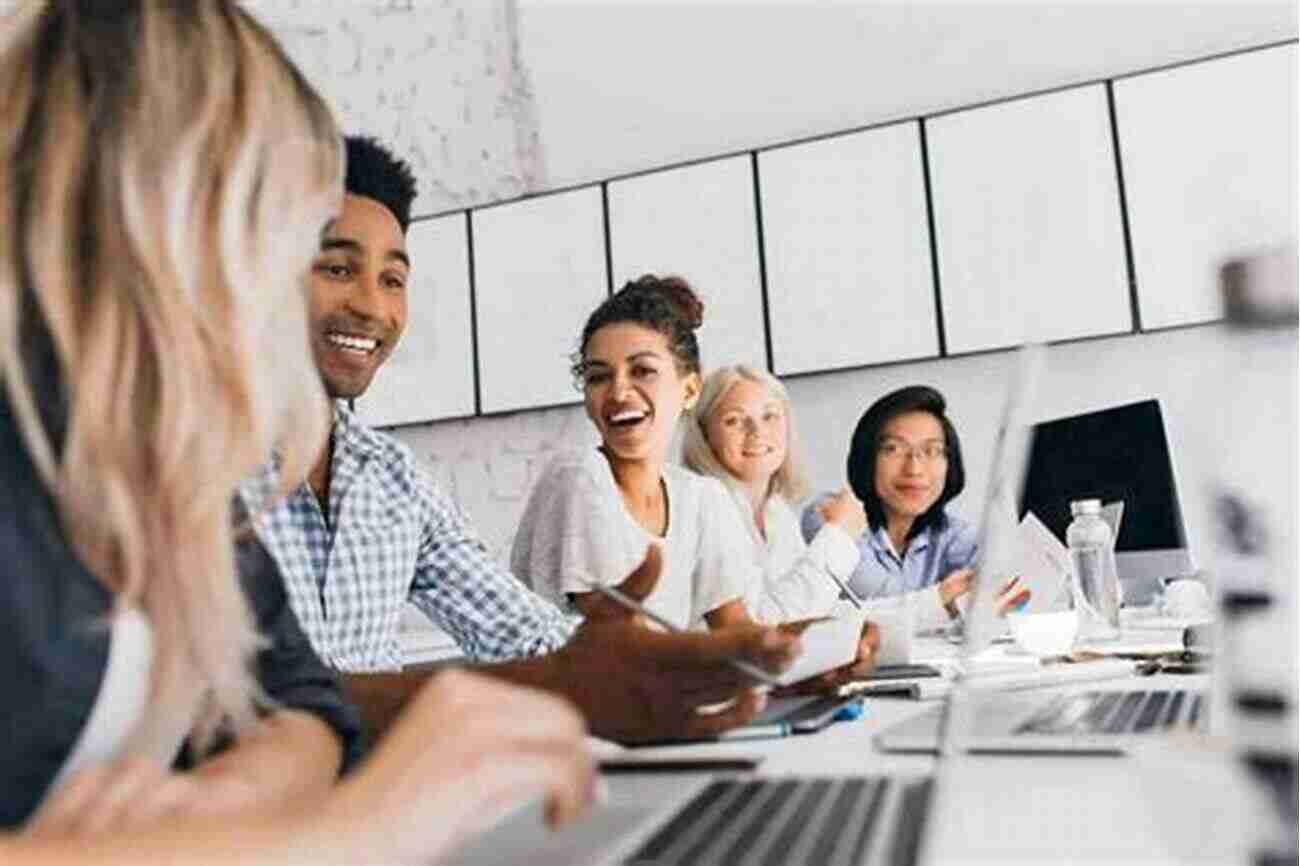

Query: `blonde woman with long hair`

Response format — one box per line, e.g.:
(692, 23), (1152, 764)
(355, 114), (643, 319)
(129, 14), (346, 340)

(683, 364), (868, 623)
(0, 2), (595, 863)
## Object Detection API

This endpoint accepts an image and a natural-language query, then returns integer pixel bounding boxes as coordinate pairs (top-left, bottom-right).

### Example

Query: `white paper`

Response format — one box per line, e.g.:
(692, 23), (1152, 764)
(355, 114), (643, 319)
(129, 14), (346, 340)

(862, 597), (914, 665)
(778, 612), (865, 686)
(1009, 511), (1073, 613)
(1100, 500), (1125, 548)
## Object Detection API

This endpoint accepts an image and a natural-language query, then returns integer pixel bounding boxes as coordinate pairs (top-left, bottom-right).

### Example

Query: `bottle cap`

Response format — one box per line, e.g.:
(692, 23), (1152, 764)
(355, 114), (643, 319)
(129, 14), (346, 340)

(1070, 498), (1102, 516)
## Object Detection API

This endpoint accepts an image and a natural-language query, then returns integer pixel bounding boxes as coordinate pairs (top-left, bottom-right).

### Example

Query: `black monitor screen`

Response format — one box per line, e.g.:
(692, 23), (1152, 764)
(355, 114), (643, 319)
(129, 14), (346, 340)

(1019, 399), (1188, 554)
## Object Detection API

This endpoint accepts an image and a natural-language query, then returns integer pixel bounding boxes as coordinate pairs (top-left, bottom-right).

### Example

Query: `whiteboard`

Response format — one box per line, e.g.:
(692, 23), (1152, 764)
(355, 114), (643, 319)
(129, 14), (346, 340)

(607, 156), (767, 372)
(472, 187), (607, 414)
(928, 85), (1132, 354)
(759, 121), (938, 375)
(355, 213), (475, 426)
(1114, 45), (1297, 330)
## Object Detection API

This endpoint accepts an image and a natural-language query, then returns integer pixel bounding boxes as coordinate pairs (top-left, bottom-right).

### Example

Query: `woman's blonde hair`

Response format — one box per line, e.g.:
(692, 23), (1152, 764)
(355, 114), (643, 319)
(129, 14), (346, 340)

(0, 2), (340, 749)
(682, 364), (810, 503)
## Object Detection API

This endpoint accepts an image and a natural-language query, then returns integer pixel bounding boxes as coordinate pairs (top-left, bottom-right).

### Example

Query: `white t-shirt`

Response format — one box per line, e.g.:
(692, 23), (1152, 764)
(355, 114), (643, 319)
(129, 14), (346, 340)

(511, 449), (749, 630)
(726, 486), (862, 624)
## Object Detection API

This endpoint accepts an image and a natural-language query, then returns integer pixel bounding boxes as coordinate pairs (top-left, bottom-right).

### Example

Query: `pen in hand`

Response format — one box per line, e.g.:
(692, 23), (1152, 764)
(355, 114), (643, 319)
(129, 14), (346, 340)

(824, 569), (863, 610)
(580, 579), (783, 688)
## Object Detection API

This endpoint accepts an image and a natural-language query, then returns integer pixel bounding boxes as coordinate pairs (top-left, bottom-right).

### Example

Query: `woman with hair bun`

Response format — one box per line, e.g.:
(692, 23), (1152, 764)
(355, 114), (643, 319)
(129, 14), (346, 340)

(512, 275), (756, 631)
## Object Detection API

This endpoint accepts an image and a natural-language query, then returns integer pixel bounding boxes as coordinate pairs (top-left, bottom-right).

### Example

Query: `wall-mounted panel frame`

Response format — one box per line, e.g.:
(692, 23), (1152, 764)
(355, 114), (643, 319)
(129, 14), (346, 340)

(1114, 45), (1297, 330)
(356, 213), (476, 426)
(759, 121), (939, 375)
(928, 84), (1132, 354)
(472, 187), (607, 414)
(608, 156), (767, 371)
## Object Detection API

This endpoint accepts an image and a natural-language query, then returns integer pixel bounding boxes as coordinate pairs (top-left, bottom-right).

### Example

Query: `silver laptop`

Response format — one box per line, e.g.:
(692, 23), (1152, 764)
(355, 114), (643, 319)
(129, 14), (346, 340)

(875, 683), (1206, 754)
(875, 349), (1207, 754)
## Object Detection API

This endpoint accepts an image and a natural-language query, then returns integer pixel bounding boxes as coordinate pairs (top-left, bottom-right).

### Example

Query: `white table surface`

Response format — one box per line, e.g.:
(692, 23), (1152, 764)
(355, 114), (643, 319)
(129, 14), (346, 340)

(452, 624), (1279, 865)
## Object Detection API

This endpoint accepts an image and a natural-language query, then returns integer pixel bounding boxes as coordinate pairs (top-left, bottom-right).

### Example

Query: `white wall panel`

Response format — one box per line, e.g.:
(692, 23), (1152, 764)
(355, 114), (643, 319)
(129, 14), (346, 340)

(473, 187), (607, 414)
(608, 156), (767, 371)
(1114, 45), (1297, 330)
(759, 122), (938, 375)
(928, 85), (1132, 353)
(356, 214), (475, 426)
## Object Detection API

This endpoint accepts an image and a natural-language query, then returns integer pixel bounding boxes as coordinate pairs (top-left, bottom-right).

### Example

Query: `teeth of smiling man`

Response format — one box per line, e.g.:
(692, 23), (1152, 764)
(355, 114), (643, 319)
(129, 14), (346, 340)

(610, 409), (647, 424)
(326, 332), (378, 353)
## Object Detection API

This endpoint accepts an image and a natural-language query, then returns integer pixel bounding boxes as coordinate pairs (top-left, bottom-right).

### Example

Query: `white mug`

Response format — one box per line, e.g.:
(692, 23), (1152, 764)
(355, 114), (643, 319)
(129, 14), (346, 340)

(1161, 579), (1212, 621)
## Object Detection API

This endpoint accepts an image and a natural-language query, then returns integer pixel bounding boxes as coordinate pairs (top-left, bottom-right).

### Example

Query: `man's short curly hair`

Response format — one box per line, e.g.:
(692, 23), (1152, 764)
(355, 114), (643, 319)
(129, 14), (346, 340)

(343, 135), (417, 232)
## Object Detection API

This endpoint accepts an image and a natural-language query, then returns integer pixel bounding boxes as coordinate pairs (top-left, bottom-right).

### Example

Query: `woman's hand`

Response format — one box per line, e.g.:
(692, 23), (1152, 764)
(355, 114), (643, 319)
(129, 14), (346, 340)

(938, 569), (1031, 617)
(328, 667), (597, 865)
(24, 759), (252, 838)
(995, 577), (1031, 615)
(937, 567), (975, 607)
(815, 488), (867, 538)
(22, 759), (208, 832)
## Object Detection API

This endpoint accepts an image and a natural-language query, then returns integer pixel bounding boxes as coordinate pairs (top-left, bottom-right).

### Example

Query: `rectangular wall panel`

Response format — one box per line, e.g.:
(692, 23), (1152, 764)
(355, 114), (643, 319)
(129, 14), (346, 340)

(608, 156), (767, 372)
(759, 121), (938, 375)
(1114, 45), (1297, 330)
(473, 187), (607, 414)
(928, 85), (1132, 354)
(355, 213), (476, 426)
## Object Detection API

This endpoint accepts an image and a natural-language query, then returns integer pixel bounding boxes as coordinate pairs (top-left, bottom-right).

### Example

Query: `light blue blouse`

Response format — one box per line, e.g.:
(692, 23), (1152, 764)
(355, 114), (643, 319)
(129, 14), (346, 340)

(800, 491), (978, 602)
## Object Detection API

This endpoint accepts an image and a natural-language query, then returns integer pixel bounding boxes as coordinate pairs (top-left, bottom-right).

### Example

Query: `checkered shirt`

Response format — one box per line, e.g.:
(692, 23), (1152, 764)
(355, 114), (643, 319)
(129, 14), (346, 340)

(243, 403), (577, 672)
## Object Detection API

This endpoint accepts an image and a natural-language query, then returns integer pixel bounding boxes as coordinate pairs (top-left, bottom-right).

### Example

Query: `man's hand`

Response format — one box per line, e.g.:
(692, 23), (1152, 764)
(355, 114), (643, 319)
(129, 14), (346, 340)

(514, 545), (803, 743)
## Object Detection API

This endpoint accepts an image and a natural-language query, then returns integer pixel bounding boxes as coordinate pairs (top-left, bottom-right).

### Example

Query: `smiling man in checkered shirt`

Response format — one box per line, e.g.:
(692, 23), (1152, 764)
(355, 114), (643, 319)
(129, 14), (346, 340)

(245, 136), (805, 743)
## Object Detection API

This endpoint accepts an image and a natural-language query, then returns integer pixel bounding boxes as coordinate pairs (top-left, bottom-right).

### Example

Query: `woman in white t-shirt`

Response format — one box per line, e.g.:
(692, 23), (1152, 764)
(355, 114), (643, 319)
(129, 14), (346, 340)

(681, 365), (867, 624)
(513, 275), (759, 631)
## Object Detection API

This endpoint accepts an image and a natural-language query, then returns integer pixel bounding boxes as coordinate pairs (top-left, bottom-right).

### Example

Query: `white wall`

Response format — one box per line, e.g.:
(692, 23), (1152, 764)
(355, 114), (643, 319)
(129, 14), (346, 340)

(517, 0), (1297, 193)
(393, 325), (1234, 571)
(248, 0), (542, 214)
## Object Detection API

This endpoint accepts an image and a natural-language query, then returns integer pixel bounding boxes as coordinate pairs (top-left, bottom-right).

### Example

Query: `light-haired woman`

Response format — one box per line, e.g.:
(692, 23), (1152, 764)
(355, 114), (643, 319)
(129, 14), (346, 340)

(0, 2), (592, 863)
(683, 365), (867, 623)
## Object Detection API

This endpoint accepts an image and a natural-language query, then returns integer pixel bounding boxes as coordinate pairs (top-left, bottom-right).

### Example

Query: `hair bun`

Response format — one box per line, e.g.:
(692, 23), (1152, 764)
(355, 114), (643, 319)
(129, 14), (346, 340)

(625, 273), (704, 330)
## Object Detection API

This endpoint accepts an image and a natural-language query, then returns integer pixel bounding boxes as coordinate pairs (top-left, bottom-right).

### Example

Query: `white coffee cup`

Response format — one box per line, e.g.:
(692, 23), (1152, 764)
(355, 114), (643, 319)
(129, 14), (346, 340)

(863, 597), (915, 666)
(1161, 579), (1212, 621)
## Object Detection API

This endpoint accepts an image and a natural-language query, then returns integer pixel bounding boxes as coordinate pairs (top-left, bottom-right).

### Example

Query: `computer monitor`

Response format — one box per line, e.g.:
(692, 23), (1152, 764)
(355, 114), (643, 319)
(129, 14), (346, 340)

(1018, 399), (1194, 604)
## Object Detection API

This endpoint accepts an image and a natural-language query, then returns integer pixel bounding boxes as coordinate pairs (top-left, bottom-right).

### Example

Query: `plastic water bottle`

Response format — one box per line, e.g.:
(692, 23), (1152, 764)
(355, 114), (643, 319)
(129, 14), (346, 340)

(1067, 499), (1121, 640)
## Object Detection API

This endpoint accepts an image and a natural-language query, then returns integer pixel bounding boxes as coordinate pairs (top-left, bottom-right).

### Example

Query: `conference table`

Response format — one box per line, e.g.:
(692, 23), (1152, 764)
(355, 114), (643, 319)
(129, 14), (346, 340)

(448, 622), (1280, 865)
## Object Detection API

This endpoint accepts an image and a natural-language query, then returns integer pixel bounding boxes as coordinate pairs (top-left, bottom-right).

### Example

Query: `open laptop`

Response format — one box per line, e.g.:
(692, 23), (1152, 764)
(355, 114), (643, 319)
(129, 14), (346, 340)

(449, 349), (1054, 866)
(876, 356), (1207, 755)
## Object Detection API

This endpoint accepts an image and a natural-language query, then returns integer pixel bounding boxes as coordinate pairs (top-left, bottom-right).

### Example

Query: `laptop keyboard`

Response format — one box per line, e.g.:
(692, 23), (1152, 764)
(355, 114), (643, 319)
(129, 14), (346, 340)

(624, 776), (932, 865)
(1014, 689), (1204, 736)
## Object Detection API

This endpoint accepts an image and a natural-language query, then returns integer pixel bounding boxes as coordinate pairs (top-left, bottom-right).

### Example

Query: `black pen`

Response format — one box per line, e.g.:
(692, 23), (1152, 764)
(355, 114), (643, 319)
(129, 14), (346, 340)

(825, 569), (863, 610)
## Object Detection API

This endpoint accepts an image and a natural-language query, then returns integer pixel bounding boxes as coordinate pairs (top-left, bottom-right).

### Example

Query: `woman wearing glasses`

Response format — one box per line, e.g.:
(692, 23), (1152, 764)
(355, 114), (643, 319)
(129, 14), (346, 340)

(801, 386), (978, 632)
